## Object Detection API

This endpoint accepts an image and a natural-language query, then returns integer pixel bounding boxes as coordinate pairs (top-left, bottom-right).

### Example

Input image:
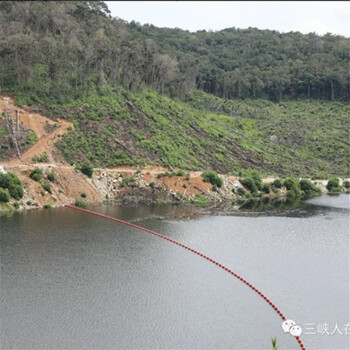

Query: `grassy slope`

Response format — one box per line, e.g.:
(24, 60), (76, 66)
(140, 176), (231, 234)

(13, 88), (350, 177)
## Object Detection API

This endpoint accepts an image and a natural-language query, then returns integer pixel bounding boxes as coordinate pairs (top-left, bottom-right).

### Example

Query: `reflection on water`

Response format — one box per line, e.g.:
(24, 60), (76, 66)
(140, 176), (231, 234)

(0, 194), (349, 350)
(234, 195), (350, 218)
(237, 196), (303, 212)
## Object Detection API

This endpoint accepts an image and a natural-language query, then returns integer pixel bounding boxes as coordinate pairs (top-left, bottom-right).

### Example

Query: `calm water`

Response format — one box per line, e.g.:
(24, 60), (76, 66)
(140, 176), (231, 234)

(1, 195), (349, 350)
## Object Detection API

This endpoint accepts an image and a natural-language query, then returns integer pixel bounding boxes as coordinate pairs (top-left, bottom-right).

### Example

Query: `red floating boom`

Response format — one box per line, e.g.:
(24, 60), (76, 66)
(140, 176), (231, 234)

(66, 204), (306, 350)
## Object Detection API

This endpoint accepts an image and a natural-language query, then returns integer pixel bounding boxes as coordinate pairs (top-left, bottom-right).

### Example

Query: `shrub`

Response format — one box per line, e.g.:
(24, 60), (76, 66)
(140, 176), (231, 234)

(32, 153), (48, 163)
(261, 184), (270, 194)
(187, 194), (211, 207)
(201, 170), (223, 188)
(43, 204), (51, 209)
(80, 162), (93, 177)
(0, 188), (10, 202)
(120, 177), (136, 187)
(0, 173), (11, 188)
(149, 182), (155, 188)
(42, 181), (52, 194)
(212, 185), (217, 192)
(283, 177), (304, 198)
(74, 199), (87, 209)
(241, 177), (258, 193)
(236, 187), (246, 196)
(0, 172), (22, 189)
(299, 179), (321, 198)
(283, 177), (296, 190)
(80, 192), (87, 198)
(272, 179), (282, 188)
(311, 173), (328, 180)
(29, 168), (43, 182)
(47, 172), (56, 182)
(327, 177), (341, 192)
(9, 173), (22, 186)
(26, 130), (38, 145)
(343, 180), (350, 189)
(244, 169), (262, 189)
(26, 200), (32, 205)
(8, 184), (24, 200)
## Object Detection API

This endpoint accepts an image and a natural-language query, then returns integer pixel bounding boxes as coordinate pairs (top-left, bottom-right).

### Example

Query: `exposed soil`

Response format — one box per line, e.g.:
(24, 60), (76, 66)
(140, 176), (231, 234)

(0, 95), (285, 215)
(0, 95), (74, 165)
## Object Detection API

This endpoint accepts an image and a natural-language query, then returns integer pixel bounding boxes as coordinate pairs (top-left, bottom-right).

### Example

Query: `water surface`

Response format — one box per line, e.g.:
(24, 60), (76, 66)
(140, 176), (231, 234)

(1, 195), (349, 349)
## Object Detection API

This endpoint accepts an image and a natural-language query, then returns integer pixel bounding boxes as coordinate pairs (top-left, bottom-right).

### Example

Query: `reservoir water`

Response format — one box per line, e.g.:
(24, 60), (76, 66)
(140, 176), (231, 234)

(1, 195), (349, 349)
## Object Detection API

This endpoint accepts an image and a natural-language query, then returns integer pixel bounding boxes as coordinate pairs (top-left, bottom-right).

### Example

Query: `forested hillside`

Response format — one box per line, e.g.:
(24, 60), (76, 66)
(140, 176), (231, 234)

(0, 1), (349, 177)
(129, 23), (349, 101)
(0, 1), (348, 103)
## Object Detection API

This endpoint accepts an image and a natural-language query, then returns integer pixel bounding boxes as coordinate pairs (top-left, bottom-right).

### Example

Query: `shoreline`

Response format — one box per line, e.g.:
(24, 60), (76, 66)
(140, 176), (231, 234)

(1, 164), (349, 217)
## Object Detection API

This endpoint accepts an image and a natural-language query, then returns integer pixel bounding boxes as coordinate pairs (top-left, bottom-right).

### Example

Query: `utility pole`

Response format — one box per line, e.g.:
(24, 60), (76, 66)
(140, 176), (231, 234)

(16, 110), (20, 134)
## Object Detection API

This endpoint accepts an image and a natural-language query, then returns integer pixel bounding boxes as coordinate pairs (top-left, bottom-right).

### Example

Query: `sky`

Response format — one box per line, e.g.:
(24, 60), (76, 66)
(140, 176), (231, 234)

(105, 1), (350, 37)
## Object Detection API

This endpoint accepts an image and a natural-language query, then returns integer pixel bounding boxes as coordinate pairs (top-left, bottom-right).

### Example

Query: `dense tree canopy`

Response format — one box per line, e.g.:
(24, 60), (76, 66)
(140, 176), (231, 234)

(0, 1), (178, 102)
(0, 1), (348, 103)
(128, 23), (350, 101)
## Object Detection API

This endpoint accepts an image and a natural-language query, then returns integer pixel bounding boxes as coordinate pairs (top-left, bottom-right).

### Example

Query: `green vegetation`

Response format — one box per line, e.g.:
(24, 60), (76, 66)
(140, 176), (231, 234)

(299, 179), (322, 198)
(0, 172), (22, 189)
(201, 170), (223, 188)
(272, 179), (282, 189)
(2, 2), (347, 103)
(130, 23), (349, 101)
(282, 177), (321, 199)
(241, 177), (258, 195)
(42, 181), (52, 194)
(284, 177), (304, 199)
(261, 184), (271, 194)
(271, 337), (278, 350)
(8, 184), (24, 200)
(26, 130), (38, 145)
(0, 2), (348, 178)
(47, 172), (56, 182)
(29, 168), (43, 182)
(120, 177), (136, 188)
(185, 194), (211, 207)
(326, 177), (342, 192)
(32, 153), (48, 163)
(80, 162), (93, 178)
(240, 171), (262, 196)
(235, 187), (246, 196)
(158, 170), (186, 178)
(43, 204), (51, 209)
(48, 89), (349, 176)
(0, 172), (24, 200)
(80, 192), (87, 198)
(0, 188), (10, 202)
(343, 180), (350, 189)
(74, 199), (87, 209)
(311, 173), (328, 180)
